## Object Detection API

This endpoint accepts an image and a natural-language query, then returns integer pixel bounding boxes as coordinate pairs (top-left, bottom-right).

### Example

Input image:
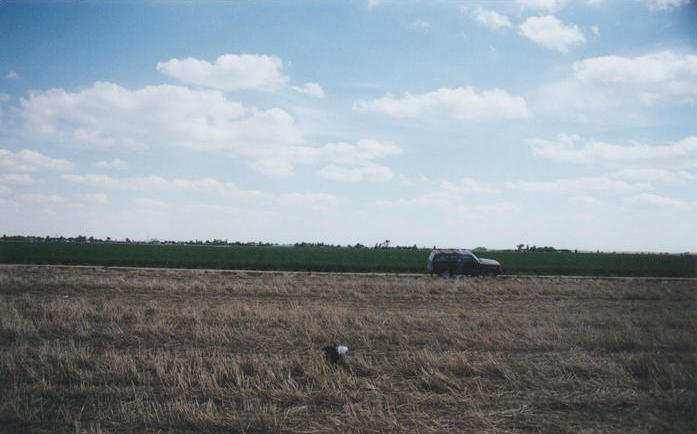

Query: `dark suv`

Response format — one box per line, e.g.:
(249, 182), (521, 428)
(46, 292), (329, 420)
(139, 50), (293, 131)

(427, 249), (503, 277)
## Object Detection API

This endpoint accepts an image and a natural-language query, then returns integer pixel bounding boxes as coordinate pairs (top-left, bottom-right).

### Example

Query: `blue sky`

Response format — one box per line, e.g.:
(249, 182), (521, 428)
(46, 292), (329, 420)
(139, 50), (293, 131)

(1, 0), (695, 251)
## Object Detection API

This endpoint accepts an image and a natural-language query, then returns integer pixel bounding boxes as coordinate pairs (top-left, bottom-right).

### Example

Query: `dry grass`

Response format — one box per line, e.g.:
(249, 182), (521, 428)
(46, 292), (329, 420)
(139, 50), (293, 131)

(0, 265), (695, 433)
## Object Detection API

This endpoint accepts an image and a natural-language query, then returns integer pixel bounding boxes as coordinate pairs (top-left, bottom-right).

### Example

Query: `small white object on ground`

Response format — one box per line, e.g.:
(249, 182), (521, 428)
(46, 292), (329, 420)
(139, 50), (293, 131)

(337, 345), (348, 355)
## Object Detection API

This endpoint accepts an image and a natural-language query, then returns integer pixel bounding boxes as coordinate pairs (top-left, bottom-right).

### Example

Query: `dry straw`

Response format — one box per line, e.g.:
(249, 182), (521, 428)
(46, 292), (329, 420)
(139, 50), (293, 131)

(0, 265), (695, 432)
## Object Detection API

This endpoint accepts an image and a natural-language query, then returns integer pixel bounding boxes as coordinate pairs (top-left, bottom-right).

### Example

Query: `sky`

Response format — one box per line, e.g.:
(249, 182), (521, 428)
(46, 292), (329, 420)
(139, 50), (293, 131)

(0, 0), (696, 252)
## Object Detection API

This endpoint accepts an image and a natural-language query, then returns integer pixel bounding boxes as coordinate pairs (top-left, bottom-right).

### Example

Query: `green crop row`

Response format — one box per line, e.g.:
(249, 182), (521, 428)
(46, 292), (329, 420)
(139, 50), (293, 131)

(0, 241), (695, 277)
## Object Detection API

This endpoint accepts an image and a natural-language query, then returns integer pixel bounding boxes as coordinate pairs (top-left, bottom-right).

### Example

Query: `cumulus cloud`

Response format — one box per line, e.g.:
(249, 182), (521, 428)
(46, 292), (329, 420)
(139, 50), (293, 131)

(609, 168), (695, 185)
(61, 173), (337, 208)
(516, 0), (567, 12)
(410, 19), (432, 30)
(572, 51), (697, 104)
(528, 134), (697, 170)
(316, 164), (394, 182)
(519, 15), (585, 53)
(95, 159), (128, 170)
(505, 176), (654, 195)
(247, 160), (296, 178)
(22, 193), (65, 202)
(354, 87), (529, 121)
(0, 173), (36, 185)
(622, 193), (696, 211)
(536, 51), (697, 115)
(156, 54), (289, 91)
(81, 193), (109, 204)
(473, 7), (512, 30)
(0, 149), (74, 172)
(253, 139), (401, 180)
(21, 81), (396, 180)
(373, 177), (500, 213)
(309, 140), (401, 183)
(291, 82), (325, 98)
(61, 174), (169, 191)
(294, 139), (401, 166)
(645, 0), (689, 11)
(135, 198), (168, 208)
(19, 81), (304, 163)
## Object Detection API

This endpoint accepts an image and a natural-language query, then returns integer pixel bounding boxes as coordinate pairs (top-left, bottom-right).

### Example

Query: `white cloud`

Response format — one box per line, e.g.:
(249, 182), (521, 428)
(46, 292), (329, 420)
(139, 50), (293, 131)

(156, 54), (288, 91)
(19, 82), (304, 166)
(0, 93), (9, 102)
(572, 51), (697, 104)
(568, 195), (603, 206)
(316, 164), (394, 182)
(535, 79), (612, 117)
(95, 159), (128, 170)
(61, 174), (169, 191)
(428, 177), (496, 195)
(473, 7), (512, 30)
(519, 15), (585, 53)
(135, 198), (168, 208)
(255, 139), (401, 180)
(529, 134), (697, 170)
(291, 82), (325, 98)
(293, 139), (401, 166)
(505, 176), (654, 195)
(5, 71), (19, 80)
(535, 51), (697, 117)
(247, 159), (295, 177)
(0, 149), (74, 172)
(305, 139), (401, 182)
(0, 197), (18, 207)
(410, 19), (431, 30)
(22, 193), (65, 202)
(0, 173), (36, 185)
(622, 193), (696, 210)
(30, 78), (398, 181)
(374, 177), (496, 210)
(62, 174), (274, 204)
(80, 193), (108, 204)
(354, 86), (529, 121)
(61, 173), (338, 211)
(645, 0), (689, 11)
(0, 185), (11, 194)
(516, 0), (566, 12)
(609, 168), (695, 185)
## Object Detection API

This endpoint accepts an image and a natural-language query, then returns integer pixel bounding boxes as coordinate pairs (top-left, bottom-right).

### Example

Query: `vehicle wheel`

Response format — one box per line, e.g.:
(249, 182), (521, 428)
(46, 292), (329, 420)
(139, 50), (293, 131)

(486, 271), (497, 279)
(440, 271), (451, 278)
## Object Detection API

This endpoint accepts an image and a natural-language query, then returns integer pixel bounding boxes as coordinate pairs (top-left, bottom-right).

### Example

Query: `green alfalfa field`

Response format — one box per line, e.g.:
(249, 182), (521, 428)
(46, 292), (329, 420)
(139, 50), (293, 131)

(1, 265), (695, 432)
(1, 240), (695, 276)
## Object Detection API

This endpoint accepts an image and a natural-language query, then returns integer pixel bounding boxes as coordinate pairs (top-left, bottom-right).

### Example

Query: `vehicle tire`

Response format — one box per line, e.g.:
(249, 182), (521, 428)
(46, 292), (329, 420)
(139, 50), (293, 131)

(486, 271), (497, 279)
(440, 271), (451, 278)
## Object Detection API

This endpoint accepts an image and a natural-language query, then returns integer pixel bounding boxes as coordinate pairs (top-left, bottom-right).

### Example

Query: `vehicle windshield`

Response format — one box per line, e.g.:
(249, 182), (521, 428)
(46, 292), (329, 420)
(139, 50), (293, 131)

(469, 251), (480, 262)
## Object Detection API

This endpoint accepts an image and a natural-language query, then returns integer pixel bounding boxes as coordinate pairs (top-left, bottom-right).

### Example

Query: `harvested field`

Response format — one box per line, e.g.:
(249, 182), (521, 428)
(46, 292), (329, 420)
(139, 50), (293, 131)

(0, 265), (695, 432)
